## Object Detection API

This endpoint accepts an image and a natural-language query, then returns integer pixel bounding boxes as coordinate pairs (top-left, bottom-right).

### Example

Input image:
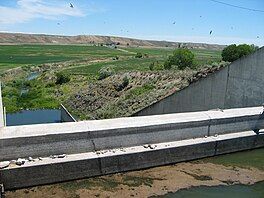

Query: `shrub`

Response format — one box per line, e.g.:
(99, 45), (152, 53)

(149, 62), (155, 71)
(55, 72), (70, 85)
(222, 44), (256, 62)
(135, 52), (143, 58)
(115, 76), (129, 91)
(98, 67), (114, 80)
(164, 48), (195, 70)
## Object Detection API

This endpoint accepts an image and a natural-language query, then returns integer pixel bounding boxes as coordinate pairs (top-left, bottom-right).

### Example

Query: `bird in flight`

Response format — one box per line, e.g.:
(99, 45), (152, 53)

(70, 3), (74, 8)
(210, 30), (213, 35)
(173, 22), (176, 25)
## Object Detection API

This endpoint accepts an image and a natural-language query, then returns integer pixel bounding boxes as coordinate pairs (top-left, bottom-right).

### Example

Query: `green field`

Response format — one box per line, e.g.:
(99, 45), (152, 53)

(0, 45), (222, 74)
(0, 45), (130, 73)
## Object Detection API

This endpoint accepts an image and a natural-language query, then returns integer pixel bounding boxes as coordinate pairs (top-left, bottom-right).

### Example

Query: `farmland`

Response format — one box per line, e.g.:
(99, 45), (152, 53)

(0, 44), (224, 119)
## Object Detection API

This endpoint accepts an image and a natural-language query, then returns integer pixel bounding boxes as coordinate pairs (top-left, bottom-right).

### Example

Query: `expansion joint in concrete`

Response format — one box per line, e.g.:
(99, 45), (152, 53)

(203, 112), (212, 137)
(91, 139), (96, 152)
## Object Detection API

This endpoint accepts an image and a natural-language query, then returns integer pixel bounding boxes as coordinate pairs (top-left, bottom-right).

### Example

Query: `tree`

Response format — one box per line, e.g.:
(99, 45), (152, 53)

(135, 52), (143, 58)
(222, 44), (256, 62)
(164, 48), (195, 70)
(55, 72), (70, 85)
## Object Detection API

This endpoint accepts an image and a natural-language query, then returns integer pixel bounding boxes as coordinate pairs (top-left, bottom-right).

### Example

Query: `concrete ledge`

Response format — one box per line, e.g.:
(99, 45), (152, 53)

(0, 131), (263, 190)
(0, 107), (264, 161)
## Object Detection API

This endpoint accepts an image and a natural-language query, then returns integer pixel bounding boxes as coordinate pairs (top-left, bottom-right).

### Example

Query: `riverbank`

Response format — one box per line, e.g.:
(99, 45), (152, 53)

(6, 148), (264, 198)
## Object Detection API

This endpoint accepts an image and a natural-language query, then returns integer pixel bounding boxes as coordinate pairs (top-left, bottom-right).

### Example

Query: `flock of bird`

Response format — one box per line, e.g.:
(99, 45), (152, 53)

(60, 3), (260, 39)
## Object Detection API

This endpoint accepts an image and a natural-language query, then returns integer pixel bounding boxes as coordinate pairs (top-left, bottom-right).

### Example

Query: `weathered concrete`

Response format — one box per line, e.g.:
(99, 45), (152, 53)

(60, 104), (76, 122)
(134, 47), (264, 116)
(0, 106), (263, 162)
(1, 130), (263, 190)
(0, 82), (4, 128)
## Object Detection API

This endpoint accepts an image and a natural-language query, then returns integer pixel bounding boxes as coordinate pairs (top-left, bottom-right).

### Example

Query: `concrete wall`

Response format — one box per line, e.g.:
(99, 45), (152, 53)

(1, 131), (263, 190)
(0, 106), (263, 161)
(134, 47), (264, 116)
(0, 82), (4, 128)
(60, 104), (76, 123)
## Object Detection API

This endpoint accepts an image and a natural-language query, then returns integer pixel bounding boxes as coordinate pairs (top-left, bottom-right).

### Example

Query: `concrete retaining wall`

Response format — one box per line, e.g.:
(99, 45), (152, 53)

(1, 131), (263, 190)
(60, 104), (76, 122)
(0, 106), (263, 161)
(134, 47), (264, 116)
(0, 82), (4, 128)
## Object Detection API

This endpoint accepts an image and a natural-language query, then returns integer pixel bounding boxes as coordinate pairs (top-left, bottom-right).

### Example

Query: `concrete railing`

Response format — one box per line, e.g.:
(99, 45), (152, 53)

(0, 106), (264, 161)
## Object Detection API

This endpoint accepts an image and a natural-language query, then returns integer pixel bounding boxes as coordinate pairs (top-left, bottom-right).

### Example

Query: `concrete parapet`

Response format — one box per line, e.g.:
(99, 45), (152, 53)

(0, 131), (263, 190)
(0, 106), (263, 161)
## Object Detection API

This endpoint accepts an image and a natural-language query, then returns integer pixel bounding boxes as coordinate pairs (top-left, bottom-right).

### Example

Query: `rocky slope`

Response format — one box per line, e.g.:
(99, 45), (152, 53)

(0, 32), (225, 50)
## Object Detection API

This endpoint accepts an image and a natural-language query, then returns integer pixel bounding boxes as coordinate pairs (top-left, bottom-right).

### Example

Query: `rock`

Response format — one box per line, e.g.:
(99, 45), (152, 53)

(58, 154), (66, 158)
(50, 155), (58, 159)
(16, 158), (26, 166)
(149, 145), (157, 149)
(143, 144), (149, 148)
(28, 157), (34, 162)
(0, 161), (10, 169)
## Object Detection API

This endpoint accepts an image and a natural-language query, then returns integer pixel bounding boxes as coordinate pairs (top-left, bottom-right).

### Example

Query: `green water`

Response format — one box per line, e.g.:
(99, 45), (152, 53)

(160, 182), (264, 198)
(160, 148), (264, 198)
(201, 148), (264, 170)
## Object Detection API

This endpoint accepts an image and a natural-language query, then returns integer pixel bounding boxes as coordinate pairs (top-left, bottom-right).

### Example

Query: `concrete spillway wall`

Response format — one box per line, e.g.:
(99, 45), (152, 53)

(0, 106), (264, 189)
(0, 83), (4, 128)
(134, 47), (264, 116)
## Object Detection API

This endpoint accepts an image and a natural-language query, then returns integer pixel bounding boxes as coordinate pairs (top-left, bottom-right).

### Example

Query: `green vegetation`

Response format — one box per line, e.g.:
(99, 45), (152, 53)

(98, 66), (115, 80)
(222, 44), (257, 62)
(55, 72), (70, 85)
(0, 44), (130, 73)
(135, 52), (143, 58)
(0, 44), (223, 116)
(164, 48), (195, 70)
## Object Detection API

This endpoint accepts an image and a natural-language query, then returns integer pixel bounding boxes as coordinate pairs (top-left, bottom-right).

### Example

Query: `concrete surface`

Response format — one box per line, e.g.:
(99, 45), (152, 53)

(0, 106), (263, 161)
(0, 130), (263, 190)
(134, 47), (264, 116)
(0, 82), (4, 128)
(60, 104), (76, 123)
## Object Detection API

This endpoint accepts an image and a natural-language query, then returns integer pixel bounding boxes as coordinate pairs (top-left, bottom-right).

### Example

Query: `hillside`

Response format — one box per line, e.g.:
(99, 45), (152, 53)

(0, 32), (225, 50)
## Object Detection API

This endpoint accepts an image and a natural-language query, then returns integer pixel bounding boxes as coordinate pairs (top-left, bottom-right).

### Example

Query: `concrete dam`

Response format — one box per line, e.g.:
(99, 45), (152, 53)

(0, 48), (264, 191)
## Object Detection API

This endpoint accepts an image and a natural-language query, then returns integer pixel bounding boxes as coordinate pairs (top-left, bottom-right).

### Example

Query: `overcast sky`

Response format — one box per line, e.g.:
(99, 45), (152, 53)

(0, 0), (263, 46)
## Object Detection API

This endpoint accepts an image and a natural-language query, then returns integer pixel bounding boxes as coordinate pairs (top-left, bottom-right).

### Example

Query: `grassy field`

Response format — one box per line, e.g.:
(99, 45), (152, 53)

(0, 44), (223, 115)
(0, 44), (130, 73)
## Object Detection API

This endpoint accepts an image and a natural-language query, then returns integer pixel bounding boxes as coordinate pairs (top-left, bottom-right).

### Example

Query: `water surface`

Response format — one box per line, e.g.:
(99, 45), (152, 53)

(6, 109), (61, 126)
(159, 182), (264, 198)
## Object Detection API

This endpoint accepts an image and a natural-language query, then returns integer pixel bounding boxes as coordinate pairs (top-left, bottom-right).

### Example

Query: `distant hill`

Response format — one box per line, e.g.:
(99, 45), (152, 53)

(0, 32), (225, 50)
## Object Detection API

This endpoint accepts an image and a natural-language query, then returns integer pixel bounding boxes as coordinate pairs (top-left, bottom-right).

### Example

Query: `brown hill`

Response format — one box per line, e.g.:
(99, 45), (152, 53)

(0, 32), (225, 50)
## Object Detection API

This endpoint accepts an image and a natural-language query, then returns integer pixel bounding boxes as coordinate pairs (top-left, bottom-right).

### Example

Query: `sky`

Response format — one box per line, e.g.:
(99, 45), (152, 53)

(0, 0), (263, 46)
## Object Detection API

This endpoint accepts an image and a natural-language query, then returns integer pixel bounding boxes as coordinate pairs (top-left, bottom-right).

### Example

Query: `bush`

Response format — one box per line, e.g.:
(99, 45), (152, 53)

(115, 76), (129, 91)
(222, 44), (257, 62)
(164, 48), (195, 70)
(55, 72), (70, 85)
(149, 61), (164, 71)
(135, 52), (143, 58)
(98, 67), (114, 80)
(149, 62), (155, 71)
